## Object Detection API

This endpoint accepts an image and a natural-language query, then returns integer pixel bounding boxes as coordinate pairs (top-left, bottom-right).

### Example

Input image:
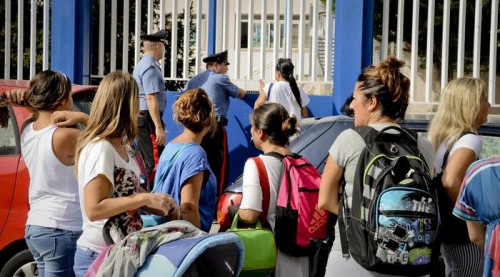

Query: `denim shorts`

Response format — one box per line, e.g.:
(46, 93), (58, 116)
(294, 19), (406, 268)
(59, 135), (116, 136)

(25, 225), (82, 277)
(74, 247), (100, 277)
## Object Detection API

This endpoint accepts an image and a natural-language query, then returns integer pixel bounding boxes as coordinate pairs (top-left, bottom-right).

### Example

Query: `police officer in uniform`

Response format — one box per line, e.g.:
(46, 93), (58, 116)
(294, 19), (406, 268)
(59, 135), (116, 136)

(133, 29), (167, 182)
(184, 50), (245, 197)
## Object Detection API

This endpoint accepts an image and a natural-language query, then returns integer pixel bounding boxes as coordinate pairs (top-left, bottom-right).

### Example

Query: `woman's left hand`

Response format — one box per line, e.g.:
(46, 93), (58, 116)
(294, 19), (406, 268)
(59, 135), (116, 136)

(51, 111), (89, 127)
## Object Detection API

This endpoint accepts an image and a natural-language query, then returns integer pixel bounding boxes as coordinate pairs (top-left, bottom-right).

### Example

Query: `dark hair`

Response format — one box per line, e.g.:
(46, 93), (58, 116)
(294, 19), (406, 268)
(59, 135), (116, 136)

(276, 58), (302, 109)
(357, 56), (410, 120)
(174, 88), (215, 133)
(251, 103), (298, 146)
(26, 70), (72, 110)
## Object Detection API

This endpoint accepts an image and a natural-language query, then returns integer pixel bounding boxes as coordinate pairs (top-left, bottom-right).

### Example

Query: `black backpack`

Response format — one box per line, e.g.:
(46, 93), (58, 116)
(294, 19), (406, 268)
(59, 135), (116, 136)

(338, 126), (440, 276)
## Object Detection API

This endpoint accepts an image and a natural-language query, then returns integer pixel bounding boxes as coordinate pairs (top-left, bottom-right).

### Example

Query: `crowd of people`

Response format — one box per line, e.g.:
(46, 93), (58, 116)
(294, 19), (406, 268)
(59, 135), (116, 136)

(2, 28), (498, 277)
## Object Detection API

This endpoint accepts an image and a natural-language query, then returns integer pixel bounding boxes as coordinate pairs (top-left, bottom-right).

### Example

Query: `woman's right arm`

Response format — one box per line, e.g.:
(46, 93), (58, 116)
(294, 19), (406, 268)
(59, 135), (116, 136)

(254, 79), (267, 109)
(319, 155), (343, 215)
(442, 148), (477, 201)
(84, 175), (172, 221)
(466, 221), (486, 249)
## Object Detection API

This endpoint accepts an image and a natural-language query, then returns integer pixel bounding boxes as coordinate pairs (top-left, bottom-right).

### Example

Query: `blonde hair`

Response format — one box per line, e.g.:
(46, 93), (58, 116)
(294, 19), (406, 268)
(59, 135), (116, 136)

(427, 77), (486, 150)
(173, 88), (215, 132)
(75, 71), (139, 173)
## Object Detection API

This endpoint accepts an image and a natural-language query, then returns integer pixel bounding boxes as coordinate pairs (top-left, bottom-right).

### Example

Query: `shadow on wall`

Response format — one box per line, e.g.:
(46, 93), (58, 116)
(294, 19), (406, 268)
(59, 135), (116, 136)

(164, 91), (337, 186)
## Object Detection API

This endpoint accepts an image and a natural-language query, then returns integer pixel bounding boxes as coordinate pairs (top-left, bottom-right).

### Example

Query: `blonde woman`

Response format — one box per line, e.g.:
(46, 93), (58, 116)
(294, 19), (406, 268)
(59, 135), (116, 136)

(428, 77), (489, 277)
(73, 71), (179, 276)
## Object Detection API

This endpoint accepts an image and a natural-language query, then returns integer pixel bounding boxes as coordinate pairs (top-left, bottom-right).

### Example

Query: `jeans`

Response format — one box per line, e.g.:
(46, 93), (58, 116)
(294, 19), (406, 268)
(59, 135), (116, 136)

(74, 247), (100, 277)
(25, 225), (82, 277)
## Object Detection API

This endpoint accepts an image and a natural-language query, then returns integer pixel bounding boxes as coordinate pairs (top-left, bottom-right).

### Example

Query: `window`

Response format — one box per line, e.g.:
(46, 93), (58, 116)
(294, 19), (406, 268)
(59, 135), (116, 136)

(0, 107), (19, 156)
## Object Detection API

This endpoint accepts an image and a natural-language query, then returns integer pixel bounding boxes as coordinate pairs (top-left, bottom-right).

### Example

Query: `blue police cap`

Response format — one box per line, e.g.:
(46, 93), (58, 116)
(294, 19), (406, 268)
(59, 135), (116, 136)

(202, 50), (229, 65)
(140, 29), (167, 42)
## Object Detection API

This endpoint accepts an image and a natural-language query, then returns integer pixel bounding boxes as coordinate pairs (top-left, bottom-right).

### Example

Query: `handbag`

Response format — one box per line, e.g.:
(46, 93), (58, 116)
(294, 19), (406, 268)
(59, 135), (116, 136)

(142, 142), (196, 227)
(227, 211), (277, 277)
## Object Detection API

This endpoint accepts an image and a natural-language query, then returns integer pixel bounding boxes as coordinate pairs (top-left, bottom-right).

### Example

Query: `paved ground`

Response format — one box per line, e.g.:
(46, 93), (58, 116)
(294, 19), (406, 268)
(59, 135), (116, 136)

(209, 221), (220, 234)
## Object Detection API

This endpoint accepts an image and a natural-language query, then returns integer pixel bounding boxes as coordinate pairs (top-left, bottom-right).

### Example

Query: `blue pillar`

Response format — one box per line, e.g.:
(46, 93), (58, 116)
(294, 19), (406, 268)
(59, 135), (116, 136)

(333, 0), (374, 115)
(207, 0), (217, 55)
(51, 0), (91, 85)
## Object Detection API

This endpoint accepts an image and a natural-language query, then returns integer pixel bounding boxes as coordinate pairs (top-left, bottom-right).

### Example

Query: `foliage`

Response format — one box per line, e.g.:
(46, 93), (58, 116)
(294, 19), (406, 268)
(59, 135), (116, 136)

(90, 0), (196, 90)
(0, 0), (46, 80)
(320, 0), (335, 14)
(372, 0), (499, 74)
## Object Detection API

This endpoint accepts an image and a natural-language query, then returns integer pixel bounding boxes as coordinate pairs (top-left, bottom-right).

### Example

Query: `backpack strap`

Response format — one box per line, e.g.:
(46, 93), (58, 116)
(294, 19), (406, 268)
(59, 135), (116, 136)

(251, 157), (271, 226)
(266, 82), (274, 100)
(442, 131), (476, 171)
(353, 125), (419, 147)
(152, 142), (197, 193)
(338, 177), (351, 258)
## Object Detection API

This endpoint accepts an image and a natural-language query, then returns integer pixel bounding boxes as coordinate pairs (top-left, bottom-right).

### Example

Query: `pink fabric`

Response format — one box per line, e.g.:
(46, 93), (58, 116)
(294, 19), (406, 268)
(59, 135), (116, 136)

(83, 245), (113, 277)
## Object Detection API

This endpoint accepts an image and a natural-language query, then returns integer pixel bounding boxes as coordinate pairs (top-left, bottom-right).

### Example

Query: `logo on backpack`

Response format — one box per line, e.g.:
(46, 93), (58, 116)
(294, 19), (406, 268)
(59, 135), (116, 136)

(338, 126), (440, 276)
(274, 154), (329, 257)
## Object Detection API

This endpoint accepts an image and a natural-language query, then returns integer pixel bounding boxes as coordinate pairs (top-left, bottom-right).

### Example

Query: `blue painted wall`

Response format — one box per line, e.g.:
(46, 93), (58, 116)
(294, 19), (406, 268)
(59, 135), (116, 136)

(164, 92), (335, 185)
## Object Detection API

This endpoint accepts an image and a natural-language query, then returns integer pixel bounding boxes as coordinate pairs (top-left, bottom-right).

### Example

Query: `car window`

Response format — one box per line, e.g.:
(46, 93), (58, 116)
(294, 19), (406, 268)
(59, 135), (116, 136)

(0, 107), (19, 155)
(480, 135), (500, 158)
(72, 92), (94, 114)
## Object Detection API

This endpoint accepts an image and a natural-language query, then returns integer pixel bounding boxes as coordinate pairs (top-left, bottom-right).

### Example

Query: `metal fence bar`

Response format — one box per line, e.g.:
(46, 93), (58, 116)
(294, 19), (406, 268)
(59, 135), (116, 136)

(425, 0), (435, 102)
(488, 0), (498, 103)
(134, 0), (141, 67)
(222, 0), (227, 50)
(410, 0), (420, 101)
(298, 0), (305, 81)
(30, 0), (36, 79)
(247, 0), (253, 79)
(456, 0), (466, 78)
(324, 0), (333, 82)
(234, 0), (241, 79)
(110, 0), (117, 72)
(17, 0), (24, 80)
(274, 0), (280, 68)
(441, 0), (450, 90)
(4, 0), (11, 79)
(183, 0), (190, 78)
(195, 0), (202, 75)
(123, 0), (130, 71)
(472, 0), (482, 78)
(285, 0), (292, 59)
(396, 0), (404, 59)
(259, 0), (266, 80)
(98, 0), (105, 76)
(381, 0), (389, 61)
(159, 0), (165, 70)
(311, 0), (318, 81)
(147, 0), (153, 33)
(43, 0), (49, 70)
(170, 0), (178, 78)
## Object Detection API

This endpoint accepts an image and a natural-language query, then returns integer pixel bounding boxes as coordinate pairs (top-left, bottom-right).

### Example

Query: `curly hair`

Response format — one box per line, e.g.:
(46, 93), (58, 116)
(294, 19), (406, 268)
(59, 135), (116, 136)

(357, 56), (410, 120)
(174, 88), (215, 133)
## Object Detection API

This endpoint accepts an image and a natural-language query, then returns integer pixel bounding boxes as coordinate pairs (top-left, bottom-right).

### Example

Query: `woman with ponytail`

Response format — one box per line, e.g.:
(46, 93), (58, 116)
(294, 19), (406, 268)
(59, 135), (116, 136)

(318, 57), (435, 276)
(255, 58), (310, 119)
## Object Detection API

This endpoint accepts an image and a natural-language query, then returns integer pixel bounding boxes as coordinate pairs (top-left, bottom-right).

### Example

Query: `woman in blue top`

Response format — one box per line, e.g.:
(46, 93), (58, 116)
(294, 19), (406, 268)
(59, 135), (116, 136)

(154, 88), (217, 232)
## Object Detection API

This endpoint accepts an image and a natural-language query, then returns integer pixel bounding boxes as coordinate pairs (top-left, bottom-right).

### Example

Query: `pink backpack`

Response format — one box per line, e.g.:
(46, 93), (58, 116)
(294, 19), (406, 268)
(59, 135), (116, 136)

(259, 154), (329, 256)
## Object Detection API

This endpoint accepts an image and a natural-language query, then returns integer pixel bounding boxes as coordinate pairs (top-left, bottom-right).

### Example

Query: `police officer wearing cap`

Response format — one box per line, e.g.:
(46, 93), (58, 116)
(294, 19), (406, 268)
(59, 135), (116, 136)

(184, 50), (245, 197)
(133, 29), (167, 182)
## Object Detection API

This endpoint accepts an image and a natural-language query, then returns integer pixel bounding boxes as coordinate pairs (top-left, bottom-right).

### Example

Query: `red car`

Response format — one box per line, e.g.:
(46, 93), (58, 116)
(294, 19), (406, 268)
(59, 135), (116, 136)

(0, 80), (148, 276)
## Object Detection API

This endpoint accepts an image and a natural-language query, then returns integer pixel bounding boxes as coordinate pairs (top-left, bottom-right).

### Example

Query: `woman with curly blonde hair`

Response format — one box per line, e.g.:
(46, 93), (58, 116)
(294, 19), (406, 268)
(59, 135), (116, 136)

(153, 88), (217, 232)
(427, 77), (489, 277)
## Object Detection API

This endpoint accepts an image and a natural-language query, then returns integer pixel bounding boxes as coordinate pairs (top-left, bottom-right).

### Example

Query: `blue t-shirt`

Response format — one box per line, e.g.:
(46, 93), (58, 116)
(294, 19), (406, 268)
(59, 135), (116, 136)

(153, 142), (216, 232)
(133, 54), (166, 112)
(454, 157), (500, 277)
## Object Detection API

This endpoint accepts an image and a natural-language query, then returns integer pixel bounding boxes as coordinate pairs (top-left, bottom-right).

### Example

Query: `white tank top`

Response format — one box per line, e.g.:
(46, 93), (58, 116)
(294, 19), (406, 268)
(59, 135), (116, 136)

(21, 123), (82, 231)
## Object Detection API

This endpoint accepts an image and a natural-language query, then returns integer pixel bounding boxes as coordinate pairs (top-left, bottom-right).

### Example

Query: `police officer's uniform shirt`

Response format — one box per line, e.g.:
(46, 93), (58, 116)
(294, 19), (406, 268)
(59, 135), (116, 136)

(133, 54), (166, 112)
(183, 70), (211, 91)
(200, 70), (240, 117)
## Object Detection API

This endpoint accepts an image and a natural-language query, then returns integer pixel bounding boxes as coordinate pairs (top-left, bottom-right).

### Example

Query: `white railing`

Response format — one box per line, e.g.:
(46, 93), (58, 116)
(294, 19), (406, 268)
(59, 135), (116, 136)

(1, 0), (50, 80)
(374, 0), (499, 107)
